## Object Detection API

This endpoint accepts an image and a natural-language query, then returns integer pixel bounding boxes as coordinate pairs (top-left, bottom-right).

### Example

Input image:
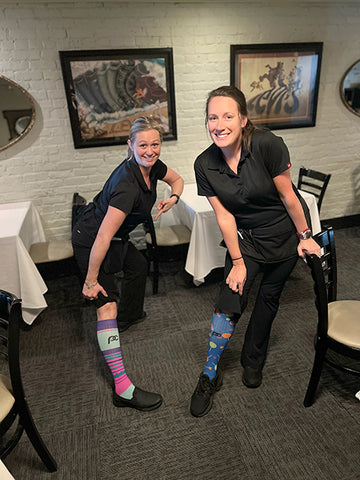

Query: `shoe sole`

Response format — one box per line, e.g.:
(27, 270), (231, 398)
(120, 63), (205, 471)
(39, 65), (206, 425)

(242, 373), (262, 389)
(190, 370), (223, 418)
(113, 396), (163, 412)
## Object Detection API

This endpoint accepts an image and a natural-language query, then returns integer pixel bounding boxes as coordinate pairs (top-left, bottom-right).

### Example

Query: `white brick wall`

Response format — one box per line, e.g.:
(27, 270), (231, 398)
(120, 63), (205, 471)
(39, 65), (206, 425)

(0, 1), (359, 241)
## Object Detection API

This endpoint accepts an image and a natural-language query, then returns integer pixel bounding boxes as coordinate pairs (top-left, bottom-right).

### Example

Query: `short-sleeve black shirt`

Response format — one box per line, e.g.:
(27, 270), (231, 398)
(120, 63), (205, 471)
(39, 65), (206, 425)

(194, 129), (299, 262)
(73, 157), (167, 248)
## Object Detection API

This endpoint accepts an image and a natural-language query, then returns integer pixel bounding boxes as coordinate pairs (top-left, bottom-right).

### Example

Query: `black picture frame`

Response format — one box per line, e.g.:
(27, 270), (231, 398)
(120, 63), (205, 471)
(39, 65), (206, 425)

(59, 48), (177, 148)
(230, 42), (323, 130)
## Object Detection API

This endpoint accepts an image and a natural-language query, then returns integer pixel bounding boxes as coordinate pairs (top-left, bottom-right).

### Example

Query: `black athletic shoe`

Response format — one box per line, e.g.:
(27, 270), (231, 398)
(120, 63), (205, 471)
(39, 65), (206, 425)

(113, 386), (162, 411)
(242, 366), (262, 388)
(190, 369), (223, 417)
(117, 311), (147, 333)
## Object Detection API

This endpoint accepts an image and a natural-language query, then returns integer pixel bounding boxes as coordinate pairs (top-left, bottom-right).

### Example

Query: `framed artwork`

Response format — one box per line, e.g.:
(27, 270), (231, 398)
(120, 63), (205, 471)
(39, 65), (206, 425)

(230, 43), (323, 130)
(59, 48), (177, 148)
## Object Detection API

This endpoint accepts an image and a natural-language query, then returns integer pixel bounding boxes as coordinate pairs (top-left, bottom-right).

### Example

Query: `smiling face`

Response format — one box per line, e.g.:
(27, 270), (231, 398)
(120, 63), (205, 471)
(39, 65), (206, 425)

(207, 96), (248, 152)
(128, 129), (162, 169)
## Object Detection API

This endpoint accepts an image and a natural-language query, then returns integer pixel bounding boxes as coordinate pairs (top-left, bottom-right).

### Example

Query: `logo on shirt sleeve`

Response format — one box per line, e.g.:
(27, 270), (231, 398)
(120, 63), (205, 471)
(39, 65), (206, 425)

(287, 162), (291, 169)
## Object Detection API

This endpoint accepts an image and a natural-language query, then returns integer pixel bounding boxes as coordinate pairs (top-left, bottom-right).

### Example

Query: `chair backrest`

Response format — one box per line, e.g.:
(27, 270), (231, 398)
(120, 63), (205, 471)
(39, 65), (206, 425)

(297, 166), (331, 212)
(0, 290), (25, 457)
(312, 227), (337, 302)
(0, 291), (24, 404)
(72, 192), (87, 229)
(0, 289), (57, 471)
(305, 227), (337, 338)
(142, 214), (158, 250)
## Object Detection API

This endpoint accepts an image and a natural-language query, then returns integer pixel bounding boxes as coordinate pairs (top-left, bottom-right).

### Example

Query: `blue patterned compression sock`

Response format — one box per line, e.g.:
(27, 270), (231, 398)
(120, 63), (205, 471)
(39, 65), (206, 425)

(204, 309), (236, 380)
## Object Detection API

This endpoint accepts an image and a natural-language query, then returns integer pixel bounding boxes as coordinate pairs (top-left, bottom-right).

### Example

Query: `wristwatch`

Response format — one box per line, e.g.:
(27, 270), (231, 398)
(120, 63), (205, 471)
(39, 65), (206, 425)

(297, 228), (312, 240)
(170, 194), (180, 204)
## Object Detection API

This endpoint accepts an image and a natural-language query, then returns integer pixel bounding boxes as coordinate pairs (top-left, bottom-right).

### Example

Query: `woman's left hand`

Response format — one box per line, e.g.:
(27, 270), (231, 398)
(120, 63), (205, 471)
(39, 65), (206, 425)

(154, 196), (178, 220)
(297, 238), (321, 258)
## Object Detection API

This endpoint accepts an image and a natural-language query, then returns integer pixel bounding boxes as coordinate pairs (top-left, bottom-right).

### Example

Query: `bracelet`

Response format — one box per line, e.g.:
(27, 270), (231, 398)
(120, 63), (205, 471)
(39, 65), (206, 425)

(85, 281), (98, 289)
(232, 256), (243, 262)
(170, 194), (180, 204)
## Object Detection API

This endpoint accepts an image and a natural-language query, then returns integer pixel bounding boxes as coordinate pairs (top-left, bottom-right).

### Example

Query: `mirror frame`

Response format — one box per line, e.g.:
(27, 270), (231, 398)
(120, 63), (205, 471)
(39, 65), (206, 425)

(339, 59), (360, 118)
(0, 75), (36, 152)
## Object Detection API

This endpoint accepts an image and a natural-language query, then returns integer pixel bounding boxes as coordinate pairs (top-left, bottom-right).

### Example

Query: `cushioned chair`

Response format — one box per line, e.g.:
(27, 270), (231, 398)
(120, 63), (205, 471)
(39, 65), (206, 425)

(303, 227), (360, 407)
(0, 289), (57, 472)
(29, 240), (73, 264)
(297, 166), (331, 213)
(71, 192), (87, 229)
(144, 217), (191, 295)
(29, 192), (86, 268)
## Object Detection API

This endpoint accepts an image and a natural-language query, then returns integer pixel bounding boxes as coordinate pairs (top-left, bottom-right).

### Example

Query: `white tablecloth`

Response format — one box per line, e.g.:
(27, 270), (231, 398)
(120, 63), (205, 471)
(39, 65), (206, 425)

(0, 201), (47, 324)
(160, 184), (321, 285)
(0, 460), (15, 479)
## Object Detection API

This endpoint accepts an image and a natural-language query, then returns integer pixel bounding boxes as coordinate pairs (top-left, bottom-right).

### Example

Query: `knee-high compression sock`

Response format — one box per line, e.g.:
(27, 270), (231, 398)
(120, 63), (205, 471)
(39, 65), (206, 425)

(97, 318), (135, 399)
(204, 309), (236, 380)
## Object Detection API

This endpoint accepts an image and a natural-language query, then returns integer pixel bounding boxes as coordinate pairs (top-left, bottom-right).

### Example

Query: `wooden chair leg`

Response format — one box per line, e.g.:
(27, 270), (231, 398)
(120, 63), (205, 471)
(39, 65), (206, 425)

(20, 401), (57, 472)
(304, 344), (327, 408)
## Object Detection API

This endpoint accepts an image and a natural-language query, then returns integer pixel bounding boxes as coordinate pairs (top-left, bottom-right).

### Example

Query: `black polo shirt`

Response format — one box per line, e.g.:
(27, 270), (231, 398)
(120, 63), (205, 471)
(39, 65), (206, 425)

(194, 129), (300, 262)
(73, 156), (167, 248)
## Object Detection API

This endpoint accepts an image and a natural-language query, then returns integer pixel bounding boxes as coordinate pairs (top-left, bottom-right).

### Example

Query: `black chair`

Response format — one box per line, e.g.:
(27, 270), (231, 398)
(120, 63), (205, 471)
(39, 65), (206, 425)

(73, 199), (190, 295)
(297, 167), (331, 213)
(303, 227), (360, 407)
(141, 215), (160, 295)
(144, 217), (190, 295)
(29, 192), (86, 266)
(29, 193), (87, 281)
(0, 289), (57, 472)
(71, 192), (87, 230)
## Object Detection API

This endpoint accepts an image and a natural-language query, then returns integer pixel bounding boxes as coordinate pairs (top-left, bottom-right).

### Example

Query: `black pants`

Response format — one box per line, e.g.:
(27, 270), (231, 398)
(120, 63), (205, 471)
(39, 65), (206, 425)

(217, 253), (298, 369)
(73, 241), (148, 322)
(117, 243), (148, 322)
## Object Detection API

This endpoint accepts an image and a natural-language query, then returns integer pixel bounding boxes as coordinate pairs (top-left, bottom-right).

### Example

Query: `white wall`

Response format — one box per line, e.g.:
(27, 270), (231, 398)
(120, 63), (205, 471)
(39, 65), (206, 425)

(0, 1), (359, 240)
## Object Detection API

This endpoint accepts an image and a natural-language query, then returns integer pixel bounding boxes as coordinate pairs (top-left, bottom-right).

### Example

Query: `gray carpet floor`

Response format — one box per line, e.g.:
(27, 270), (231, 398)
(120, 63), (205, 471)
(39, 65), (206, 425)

(2, 227), (360, 480)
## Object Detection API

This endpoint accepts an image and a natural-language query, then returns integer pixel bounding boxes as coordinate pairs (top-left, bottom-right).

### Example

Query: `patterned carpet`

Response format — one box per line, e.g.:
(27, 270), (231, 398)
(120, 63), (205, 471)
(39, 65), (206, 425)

(2, 227), (360, 480)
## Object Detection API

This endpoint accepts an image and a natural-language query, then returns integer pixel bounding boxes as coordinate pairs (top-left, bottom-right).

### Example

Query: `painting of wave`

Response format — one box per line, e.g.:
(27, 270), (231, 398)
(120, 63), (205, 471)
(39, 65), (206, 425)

(69, 58), (169, 140)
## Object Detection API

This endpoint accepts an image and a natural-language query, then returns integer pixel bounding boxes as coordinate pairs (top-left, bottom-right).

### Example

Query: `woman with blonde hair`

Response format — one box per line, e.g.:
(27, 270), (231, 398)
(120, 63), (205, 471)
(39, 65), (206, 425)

(73, 116), (183, 411)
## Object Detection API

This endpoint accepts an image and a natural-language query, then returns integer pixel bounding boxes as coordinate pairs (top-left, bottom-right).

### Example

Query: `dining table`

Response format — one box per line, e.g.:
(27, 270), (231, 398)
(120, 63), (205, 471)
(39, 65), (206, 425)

(0, 201), (48, 324)
(159, 183), (322, 285)
(0, 460), (15, 480)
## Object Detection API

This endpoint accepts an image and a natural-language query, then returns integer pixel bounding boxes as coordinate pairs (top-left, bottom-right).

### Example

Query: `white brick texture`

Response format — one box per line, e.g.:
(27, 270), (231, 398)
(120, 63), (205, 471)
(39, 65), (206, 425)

(0, 2), (359, 241)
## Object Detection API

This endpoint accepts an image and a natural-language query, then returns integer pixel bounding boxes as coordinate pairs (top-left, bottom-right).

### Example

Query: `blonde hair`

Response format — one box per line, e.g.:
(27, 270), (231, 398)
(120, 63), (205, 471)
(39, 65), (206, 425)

(127, 116), (163, 158)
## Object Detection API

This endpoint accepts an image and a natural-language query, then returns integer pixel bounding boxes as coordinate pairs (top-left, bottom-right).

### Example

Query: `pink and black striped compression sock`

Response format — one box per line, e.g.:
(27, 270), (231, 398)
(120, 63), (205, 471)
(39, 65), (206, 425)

(97, 318), (135, 399)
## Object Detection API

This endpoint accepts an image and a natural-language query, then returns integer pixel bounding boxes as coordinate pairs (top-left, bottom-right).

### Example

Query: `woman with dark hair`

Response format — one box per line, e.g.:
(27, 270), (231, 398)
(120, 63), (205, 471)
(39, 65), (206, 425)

(190, 86), (320, 417)
(72, 116), (183, 411)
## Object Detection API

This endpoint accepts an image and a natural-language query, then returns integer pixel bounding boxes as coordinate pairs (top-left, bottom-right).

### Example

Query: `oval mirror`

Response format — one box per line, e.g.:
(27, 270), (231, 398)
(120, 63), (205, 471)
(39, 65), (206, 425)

(0, 75), (36, 152)
(340, 59), (360, 117)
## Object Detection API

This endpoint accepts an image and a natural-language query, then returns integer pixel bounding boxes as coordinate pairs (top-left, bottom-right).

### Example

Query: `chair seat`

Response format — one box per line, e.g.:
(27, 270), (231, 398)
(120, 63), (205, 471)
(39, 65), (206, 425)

(29, 241), (73, 264)
(328, 300), (360, 348)
(145, 225), (191, 247)
(0, 374), (14, 422)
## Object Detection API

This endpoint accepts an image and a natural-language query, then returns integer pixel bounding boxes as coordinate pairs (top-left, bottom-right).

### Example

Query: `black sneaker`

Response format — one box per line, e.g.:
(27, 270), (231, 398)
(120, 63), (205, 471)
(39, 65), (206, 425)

(242, 366), (262, 388)
(113, 386), (162, 411)
(117, 311), (147, 333)
(190, 370), (223, 417)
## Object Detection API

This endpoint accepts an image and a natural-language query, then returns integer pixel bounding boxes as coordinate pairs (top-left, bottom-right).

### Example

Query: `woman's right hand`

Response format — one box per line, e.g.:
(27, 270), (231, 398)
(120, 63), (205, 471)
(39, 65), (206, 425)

(82, 281), (108, 302)
(226, 262), (247, 295)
